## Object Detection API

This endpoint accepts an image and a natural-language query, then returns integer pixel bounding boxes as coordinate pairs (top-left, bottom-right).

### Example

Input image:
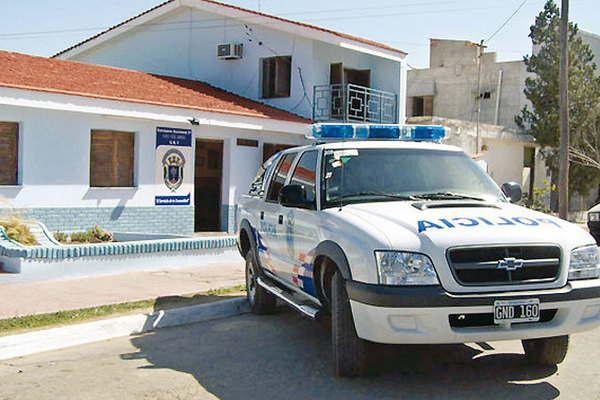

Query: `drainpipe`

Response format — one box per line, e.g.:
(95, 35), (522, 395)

(494, 69), (503, 125)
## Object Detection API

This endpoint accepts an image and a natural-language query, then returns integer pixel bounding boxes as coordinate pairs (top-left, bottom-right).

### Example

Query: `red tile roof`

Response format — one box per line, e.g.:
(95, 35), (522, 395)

(53, 0), (406, 58)
(0, 50), (310, 123)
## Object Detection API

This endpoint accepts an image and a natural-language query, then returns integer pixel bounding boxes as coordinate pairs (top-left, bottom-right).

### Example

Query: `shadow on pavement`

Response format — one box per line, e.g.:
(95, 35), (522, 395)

(123, 311), (559, 400)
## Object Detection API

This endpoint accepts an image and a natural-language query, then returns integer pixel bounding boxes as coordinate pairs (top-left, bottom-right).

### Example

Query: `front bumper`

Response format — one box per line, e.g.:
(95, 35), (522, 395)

(346, 279), (600, 344)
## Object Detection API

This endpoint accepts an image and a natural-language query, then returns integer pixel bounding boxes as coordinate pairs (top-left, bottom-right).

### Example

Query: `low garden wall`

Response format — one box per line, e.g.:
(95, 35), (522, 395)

(0, 226), (239, 282)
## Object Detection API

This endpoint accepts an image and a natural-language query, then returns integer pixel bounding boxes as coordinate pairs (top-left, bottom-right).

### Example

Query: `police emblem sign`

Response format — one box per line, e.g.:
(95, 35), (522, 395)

(155, 127), (192, 206)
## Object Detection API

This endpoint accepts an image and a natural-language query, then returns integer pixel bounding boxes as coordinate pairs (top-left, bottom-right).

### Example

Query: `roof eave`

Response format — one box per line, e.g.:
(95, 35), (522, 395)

(54, 0), (406, 62)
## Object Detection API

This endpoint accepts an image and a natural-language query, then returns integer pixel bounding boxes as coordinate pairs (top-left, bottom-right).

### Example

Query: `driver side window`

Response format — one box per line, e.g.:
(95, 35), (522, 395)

(266, 152), (297, 202)
(289, 150), (318, 208)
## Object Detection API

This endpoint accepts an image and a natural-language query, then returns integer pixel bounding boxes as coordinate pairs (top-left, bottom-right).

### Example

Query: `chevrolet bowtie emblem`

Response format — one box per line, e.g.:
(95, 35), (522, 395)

(497, 257), (525, 271)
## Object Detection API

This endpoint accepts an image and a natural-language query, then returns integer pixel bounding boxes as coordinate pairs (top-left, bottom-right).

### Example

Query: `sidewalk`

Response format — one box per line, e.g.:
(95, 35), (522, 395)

(0, 260), (244, 319)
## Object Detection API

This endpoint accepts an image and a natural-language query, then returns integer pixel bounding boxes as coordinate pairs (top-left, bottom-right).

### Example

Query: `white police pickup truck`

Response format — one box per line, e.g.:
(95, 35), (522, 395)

(236, 123), (600, 377)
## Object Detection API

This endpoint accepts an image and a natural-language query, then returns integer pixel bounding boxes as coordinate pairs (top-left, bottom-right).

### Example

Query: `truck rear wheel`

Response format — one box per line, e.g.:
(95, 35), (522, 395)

(522, 335), (569, 366)
(245, 252), (277, 314)
(331, 270), (370, 377)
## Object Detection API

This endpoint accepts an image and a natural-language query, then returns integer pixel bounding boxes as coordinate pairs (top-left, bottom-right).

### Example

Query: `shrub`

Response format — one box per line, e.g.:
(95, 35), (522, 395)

(63, 226), (114, 244)
(91, 225), (113, 242)
(53, 231), (68, 243)
(521, 181), (553, 213)
(0, 216), (39, 246)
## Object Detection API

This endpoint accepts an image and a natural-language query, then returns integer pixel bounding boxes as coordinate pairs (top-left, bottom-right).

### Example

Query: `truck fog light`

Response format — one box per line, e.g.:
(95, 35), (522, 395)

(569, 245), (600, 280)
(375, 251), (439, 285)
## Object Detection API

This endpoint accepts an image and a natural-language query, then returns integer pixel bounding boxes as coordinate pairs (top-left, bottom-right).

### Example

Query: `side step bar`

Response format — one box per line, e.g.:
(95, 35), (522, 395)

(257, 276), (320, 319)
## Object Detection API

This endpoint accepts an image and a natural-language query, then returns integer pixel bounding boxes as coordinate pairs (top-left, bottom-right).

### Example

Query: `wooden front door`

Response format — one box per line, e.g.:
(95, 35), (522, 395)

(194, 139), (223, 232)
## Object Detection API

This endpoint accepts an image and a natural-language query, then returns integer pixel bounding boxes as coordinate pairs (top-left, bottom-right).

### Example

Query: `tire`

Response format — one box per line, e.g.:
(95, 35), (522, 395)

(331, 270), (370, 377)
(522, 335), (570, 366)
(245, 252), (277, 314)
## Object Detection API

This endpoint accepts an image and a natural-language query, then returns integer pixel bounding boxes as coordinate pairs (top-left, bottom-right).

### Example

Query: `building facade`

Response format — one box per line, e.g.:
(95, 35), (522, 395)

(406, 39), (530, 130)
(55, 0), (407, 125)
(0, 0), (408, 235)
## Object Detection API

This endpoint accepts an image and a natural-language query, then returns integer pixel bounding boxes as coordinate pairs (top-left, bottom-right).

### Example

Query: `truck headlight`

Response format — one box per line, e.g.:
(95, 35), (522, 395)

(569, 245), (600, 280)
(589, 212), (600, 222)
(375, 251), (439, 285)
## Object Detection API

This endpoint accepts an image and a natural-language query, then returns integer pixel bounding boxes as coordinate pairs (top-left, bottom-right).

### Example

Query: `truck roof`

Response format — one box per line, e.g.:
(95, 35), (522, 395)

(281, 140), (464, 154)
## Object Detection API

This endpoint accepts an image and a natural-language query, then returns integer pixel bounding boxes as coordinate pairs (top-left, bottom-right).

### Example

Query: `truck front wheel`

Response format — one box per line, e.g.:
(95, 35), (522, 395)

(522, 335), (569, 366)
(245, 252), (277, 314)
(331, 270), (370, 377)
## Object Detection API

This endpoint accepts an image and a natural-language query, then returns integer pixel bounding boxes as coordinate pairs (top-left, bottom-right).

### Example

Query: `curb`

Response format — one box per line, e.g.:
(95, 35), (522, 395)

(0, 297), (249, 361)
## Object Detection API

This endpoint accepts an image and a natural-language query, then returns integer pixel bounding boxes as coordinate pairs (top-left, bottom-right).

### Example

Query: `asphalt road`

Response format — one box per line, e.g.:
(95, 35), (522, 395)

(1, 311), (599, 400)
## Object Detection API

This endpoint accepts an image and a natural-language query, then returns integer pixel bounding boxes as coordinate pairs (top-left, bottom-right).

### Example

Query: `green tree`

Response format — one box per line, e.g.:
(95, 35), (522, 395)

(516, 0), (600, 197)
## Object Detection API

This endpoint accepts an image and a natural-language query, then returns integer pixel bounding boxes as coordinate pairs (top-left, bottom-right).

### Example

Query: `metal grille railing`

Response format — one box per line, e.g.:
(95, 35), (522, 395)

(313, 83), (398, 124)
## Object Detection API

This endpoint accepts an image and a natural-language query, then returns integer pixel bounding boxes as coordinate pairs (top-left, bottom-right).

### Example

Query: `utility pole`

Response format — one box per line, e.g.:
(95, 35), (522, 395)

(475, 39), (486, 155)
(558, 0), (570, 219)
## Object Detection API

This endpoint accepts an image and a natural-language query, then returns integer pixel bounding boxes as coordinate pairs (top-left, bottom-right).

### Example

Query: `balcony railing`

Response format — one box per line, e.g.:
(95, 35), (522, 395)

(312, 83), (398, 124)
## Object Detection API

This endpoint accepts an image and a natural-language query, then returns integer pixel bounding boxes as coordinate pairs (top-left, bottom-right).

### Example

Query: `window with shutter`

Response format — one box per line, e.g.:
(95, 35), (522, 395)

(90, 130), (135, 187)
(261, 56), (291, 98)
(0, 122), (18, 185)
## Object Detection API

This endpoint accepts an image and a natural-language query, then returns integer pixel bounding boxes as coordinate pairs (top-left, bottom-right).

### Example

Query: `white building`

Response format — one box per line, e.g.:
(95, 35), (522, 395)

(405, 39), (548, 200)
(407, 38), (530, 130)
(0, 0), (408, 235)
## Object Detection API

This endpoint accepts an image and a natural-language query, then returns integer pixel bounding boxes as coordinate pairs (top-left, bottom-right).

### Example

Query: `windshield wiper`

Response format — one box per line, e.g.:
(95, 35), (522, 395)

(412, 192), (486, 201)
(336, 191), (417, 201)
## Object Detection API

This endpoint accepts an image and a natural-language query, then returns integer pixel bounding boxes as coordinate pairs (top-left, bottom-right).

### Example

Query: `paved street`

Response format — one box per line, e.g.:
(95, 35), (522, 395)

(1, 311), (599, 400)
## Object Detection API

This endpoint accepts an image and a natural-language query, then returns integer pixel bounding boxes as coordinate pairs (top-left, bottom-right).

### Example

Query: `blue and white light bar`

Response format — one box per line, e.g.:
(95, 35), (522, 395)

(308, 123), (446, 142)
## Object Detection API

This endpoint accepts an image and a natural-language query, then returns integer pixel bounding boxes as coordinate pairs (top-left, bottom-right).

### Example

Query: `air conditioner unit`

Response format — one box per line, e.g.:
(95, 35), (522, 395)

(217, 43), (243, 60)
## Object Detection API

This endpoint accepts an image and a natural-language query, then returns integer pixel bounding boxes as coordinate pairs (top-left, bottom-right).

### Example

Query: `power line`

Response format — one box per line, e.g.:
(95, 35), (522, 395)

(0, 0), (458, 38)
(486, 0), (529, 43)
(0, 1), (511, 40)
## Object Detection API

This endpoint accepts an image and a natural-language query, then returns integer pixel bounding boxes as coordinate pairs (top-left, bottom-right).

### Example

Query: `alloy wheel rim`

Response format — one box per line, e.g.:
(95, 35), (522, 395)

(246, 258), (256, 304)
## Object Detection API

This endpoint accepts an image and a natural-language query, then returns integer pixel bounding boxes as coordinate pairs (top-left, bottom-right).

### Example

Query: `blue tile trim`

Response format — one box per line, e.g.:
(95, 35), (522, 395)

(0, 228), (236, 261)
(220, 204), (237, 234)
(24, 206), (195, 236)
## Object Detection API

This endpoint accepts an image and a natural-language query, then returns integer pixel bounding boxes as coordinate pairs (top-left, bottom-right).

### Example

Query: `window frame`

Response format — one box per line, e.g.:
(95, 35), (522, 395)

(0, 121), (20, 186)
(89, 129), (137, 189)
(260, 56), (292, 99)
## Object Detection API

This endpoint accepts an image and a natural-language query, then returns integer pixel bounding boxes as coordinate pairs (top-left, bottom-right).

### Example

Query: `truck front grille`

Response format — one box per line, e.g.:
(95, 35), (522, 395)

(447, 245), (561, 286)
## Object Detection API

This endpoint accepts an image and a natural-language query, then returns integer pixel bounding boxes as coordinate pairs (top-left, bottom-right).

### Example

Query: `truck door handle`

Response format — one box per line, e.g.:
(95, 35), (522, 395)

(278, 215), (283, 225)
(260, 211), (264, 220)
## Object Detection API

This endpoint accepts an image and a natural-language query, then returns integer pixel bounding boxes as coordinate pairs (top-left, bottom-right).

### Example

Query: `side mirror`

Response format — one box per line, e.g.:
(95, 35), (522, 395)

(501, 181), (522, 203)
(279, 184), (309, 208)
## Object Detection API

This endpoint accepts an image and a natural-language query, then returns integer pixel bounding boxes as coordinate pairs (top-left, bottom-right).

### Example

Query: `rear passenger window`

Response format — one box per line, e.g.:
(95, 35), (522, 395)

(290, 151), (318, 208)
(248, 154), (278, 197)
(266, 152), (296, 202)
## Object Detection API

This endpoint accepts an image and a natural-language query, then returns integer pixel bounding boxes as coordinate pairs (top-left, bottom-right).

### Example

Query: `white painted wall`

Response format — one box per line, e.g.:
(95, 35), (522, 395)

(0, 88), (307, 211)
(68, 6), (404, 121)
(481, 138), (525, 186)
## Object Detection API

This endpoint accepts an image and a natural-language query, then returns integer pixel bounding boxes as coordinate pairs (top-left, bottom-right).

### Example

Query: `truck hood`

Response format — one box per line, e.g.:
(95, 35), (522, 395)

(341, 200), (594, 251)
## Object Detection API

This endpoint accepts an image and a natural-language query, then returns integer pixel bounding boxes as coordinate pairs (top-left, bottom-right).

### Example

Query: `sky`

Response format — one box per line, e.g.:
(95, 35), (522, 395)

(0, 0), (598, 68)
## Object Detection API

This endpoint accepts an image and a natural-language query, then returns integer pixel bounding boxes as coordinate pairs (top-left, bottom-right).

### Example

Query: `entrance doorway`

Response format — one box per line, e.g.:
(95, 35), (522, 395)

(330, 63), (371, 120)
(194, 139), (223, 232)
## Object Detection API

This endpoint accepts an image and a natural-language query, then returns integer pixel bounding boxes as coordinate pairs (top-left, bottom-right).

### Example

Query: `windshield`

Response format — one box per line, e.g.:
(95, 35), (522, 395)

(321, 148), (505, 207)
